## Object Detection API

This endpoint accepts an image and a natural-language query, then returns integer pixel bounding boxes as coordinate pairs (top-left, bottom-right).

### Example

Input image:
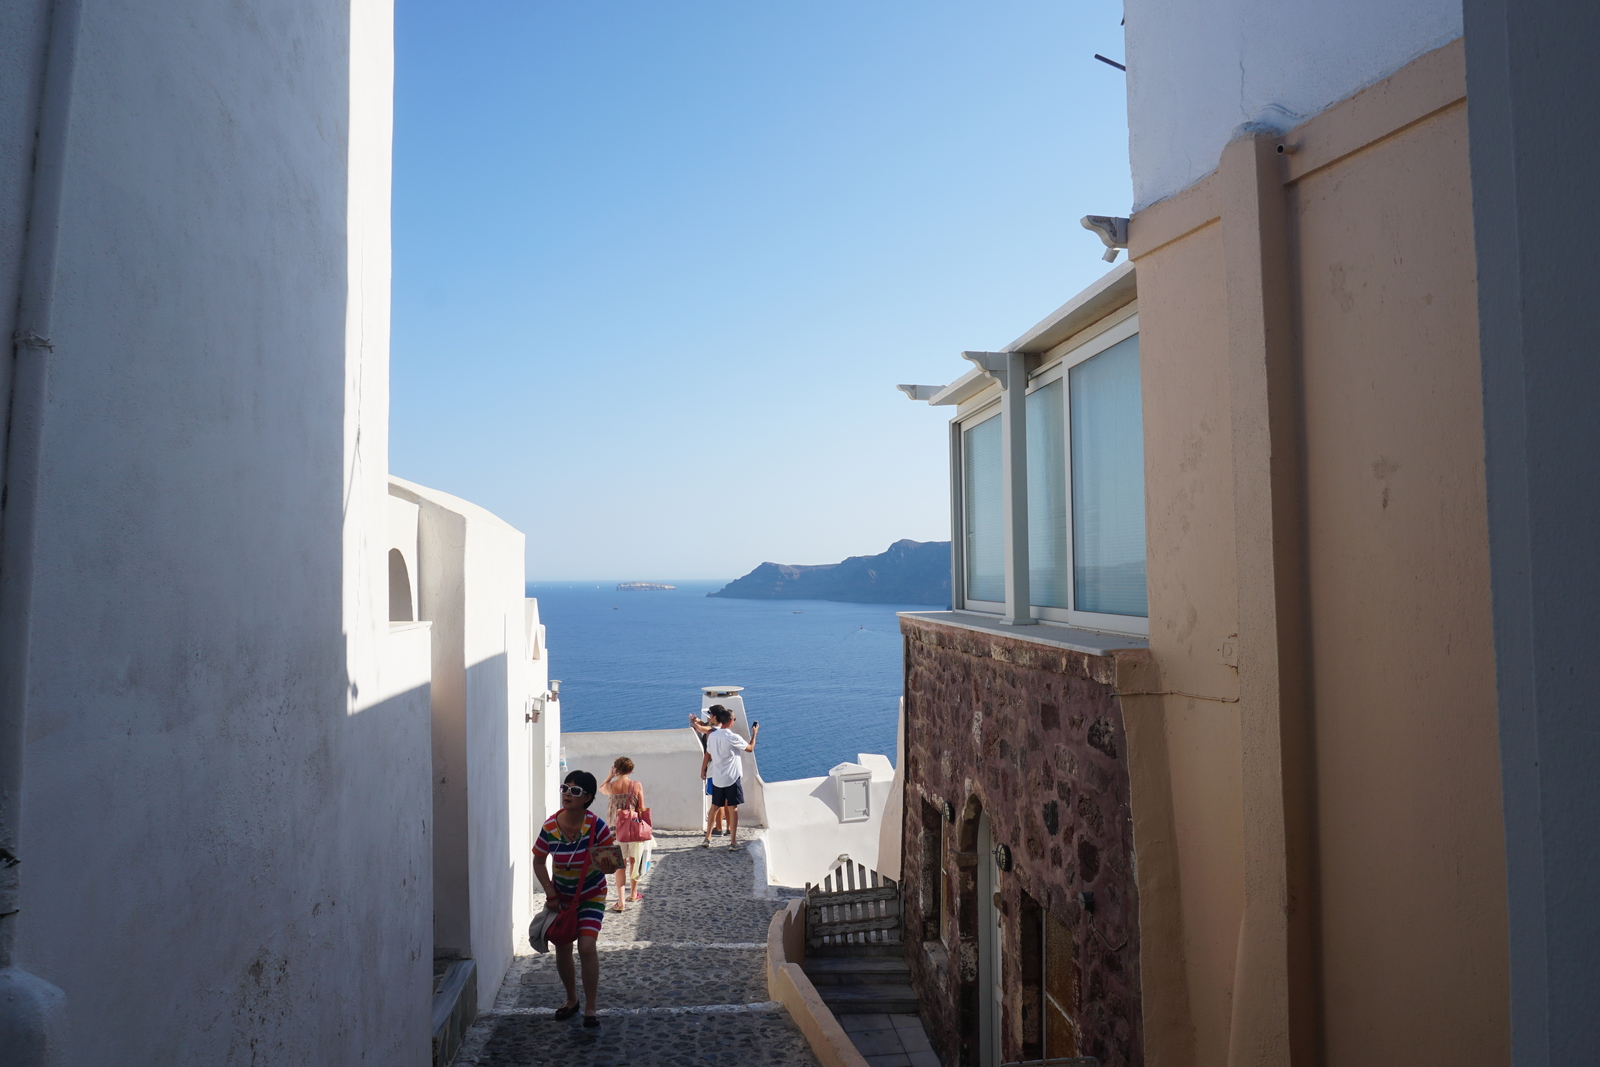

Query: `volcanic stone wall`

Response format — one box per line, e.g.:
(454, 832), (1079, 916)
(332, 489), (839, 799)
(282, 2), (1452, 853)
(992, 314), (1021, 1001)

(899, 615), (1141, 1067)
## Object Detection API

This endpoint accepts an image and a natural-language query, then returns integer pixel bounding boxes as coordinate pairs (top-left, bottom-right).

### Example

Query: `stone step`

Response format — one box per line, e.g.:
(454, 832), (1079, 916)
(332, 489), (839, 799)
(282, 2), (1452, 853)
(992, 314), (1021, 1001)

(814, 982), (921, 1016)
(801, 957), (912, 985)
(807, 940), (905, 958)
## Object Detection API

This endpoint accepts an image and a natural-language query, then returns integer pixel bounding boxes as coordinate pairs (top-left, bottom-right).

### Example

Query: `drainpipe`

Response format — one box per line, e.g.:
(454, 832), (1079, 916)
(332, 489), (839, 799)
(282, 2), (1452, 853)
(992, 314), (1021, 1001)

(962, 351), (1035, 626)
(0, 0), (83, 1062)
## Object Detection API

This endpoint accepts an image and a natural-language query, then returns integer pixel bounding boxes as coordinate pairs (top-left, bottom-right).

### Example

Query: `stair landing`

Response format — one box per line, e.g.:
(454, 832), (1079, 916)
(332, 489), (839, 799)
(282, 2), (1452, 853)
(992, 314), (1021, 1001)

(800, 942), (939, 1066)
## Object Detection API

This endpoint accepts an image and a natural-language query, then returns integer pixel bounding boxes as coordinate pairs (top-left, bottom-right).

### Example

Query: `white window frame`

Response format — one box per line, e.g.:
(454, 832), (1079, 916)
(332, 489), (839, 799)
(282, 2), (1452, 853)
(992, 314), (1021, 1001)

(954, 401), (1005, 615)
(950, 313), (1147, 637)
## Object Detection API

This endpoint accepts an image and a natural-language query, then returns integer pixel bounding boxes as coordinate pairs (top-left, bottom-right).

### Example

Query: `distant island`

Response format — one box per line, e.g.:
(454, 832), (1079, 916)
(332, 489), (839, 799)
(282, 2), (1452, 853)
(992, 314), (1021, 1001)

(709, 540), (950, 605)
(616, 582), (676, 591)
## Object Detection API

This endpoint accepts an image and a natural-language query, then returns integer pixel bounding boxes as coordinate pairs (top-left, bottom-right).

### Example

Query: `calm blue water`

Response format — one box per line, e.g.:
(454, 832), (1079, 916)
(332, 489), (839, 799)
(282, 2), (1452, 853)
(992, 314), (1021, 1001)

(527, 581), (940, 782)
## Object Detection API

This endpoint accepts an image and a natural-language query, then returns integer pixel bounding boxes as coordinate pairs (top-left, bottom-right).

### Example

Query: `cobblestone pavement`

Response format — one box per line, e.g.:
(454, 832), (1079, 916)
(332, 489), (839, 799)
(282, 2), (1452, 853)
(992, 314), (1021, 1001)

(453, 830), (819, 1067)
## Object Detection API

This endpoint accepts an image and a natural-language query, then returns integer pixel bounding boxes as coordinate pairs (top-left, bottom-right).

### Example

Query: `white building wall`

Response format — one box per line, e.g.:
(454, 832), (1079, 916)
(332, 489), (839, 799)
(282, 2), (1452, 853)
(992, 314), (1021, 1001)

(11, 1), (434, 1064)
(389, 477), (536, 1013)
(763, 764), (897, 888)
(1124, 0), (1463, 210)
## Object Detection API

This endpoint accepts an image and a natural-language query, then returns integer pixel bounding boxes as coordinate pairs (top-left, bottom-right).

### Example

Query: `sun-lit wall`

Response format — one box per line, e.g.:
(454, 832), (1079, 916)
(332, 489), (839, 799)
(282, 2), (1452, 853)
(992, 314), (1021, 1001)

(1124, 0), (1462, 211)
(10, 0), (435, 1063)
(1128, 37), (1510, 1067)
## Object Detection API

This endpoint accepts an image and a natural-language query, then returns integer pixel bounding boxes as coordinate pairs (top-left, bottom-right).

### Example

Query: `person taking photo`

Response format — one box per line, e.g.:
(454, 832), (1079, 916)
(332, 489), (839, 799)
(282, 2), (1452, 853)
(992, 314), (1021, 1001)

(700, 705), (758, 850)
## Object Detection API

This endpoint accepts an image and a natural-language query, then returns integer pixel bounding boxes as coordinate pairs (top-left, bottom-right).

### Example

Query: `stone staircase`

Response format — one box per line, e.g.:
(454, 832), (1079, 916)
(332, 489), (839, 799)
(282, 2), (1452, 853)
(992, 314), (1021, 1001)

(801, 951), (920, 1015)
(802, 857), (938, 1064)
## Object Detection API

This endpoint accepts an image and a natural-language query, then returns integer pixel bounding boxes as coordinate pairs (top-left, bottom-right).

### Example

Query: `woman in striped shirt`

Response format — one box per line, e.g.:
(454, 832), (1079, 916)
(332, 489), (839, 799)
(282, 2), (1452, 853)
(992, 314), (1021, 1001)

(533, 769), (618, 1025)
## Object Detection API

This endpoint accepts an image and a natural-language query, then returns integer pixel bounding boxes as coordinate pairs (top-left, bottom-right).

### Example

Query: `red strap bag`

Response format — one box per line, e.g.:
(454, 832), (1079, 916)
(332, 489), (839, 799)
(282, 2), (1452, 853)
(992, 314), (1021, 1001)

(545, 820), (597, 946)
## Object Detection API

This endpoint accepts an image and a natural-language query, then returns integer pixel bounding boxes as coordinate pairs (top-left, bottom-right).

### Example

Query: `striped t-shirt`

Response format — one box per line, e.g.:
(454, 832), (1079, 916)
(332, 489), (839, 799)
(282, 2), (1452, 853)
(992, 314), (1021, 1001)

(533, 810), (614, 904)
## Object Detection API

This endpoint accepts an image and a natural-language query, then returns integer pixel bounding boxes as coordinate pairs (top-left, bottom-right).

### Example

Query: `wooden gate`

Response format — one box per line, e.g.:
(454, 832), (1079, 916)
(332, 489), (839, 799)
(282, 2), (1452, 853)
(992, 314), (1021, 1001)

(804, 855), (900, 949)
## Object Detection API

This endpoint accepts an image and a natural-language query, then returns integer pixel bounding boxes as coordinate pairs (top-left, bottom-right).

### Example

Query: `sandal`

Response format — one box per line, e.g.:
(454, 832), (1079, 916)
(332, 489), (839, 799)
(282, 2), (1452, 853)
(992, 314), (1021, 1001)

(553, 1003), (579, 1021)
(583, 1015), (600, 1028)
(630, 892), (644, 902)
(610, 903), (625, 912)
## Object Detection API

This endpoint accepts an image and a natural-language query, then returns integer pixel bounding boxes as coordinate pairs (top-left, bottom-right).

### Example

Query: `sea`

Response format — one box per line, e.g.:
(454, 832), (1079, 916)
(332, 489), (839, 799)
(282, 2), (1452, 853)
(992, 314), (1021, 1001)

(525, 580), (944, 783)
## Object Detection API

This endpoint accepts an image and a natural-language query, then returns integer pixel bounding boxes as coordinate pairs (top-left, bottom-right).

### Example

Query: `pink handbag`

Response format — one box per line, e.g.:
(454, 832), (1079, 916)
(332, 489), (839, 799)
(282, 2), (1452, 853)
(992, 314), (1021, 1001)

(615, 782), (653, 843)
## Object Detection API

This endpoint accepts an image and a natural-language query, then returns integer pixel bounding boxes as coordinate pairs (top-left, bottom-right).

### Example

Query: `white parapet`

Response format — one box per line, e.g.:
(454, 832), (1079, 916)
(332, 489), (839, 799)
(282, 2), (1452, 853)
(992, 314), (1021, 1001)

(561, 729), (712, 830)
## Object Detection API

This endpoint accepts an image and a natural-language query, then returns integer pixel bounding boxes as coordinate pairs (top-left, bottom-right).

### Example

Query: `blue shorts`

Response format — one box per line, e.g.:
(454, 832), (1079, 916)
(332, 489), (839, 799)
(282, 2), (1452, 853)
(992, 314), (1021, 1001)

(711, 781), (744, 808)
(705, 778), (714, 796)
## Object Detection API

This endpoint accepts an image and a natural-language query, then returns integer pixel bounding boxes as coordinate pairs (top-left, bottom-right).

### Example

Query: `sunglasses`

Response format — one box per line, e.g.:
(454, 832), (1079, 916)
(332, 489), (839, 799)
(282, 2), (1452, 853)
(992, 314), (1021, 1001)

(560, 784), (590, 798)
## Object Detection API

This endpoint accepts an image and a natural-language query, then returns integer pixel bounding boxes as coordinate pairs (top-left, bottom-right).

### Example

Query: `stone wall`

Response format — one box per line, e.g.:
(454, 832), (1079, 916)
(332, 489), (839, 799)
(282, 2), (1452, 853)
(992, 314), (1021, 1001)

(899, 616), (1141, 1067)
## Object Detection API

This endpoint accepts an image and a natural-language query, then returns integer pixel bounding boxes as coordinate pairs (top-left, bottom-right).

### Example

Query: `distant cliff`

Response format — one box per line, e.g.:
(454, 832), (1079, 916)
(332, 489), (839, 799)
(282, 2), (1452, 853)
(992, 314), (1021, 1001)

(709, 540), (951, 605)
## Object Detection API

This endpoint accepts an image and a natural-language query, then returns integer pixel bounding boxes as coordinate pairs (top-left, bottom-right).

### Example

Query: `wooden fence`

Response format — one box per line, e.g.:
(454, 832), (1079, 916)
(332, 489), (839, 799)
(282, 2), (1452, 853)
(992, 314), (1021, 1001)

(804, 856), (900, 949)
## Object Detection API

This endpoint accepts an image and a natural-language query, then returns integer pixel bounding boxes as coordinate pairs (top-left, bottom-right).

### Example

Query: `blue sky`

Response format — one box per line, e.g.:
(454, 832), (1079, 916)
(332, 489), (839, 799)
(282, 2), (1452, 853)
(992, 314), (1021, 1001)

(391, 1), (1133, 580)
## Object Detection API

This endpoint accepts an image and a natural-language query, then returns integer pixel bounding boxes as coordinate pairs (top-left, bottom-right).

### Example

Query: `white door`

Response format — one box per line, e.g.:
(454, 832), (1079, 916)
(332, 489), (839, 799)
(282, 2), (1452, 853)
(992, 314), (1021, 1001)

(977, 813), (1003, 1067)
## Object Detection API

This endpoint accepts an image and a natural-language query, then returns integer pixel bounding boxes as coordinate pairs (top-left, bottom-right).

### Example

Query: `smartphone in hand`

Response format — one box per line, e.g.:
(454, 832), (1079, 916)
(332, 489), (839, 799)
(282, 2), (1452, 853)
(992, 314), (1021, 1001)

(751, 720), (760, 730)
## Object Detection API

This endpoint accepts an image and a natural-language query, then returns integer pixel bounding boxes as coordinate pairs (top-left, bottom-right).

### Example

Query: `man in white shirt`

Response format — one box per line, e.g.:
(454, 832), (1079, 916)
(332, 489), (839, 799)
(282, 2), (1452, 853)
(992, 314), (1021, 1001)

(700, 705), (759, 850)
(688, 710), (728, 837)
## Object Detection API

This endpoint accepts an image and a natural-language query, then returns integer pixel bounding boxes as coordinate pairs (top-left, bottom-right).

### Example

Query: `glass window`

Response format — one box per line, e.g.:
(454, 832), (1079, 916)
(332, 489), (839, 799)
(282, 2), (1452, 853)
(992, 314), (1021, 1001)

(1069, 335), (1146, 616)
(963, 414), (1004, 603)
(1026, 380), (1068, 608)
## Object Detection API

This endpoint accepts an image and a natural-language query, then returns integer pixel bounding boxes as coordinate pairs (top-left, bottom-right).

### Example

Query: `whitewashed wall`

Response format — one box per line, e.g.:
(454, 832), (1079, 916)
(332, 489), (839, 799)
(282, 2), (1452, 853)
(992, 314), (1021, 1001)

(389, 477), (534, 1013)
(10, 1), (435, 1064)
(763, 758), (897, 888)
(1124, 0), (1463, 210)
(562, 729), (712, 831)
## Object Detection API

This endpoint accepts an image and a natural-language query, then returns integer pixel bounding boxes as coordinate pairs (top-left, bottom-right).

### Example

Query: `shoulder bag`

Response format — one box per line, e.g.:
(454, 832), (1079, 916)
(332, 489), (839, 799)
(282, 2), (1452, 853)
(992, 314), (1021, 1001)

(615, 781), (654, 843)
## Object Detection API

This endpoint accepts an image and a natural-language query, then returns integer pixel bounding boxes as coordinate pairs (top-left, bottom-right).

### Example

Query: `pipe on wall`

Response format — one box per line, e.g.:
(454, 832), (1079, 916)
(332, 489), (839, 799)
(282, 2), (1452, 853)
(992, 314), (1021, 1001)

(0, 0), (83, 1061)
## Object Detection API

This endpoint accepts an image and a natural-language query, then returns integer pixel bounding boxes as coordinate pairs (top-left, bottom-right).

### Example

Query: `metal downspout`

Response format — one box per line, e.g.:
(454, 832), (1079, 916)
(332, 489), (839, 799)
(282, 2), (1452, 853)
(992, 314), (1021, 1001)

(0, 0), (83, 1061)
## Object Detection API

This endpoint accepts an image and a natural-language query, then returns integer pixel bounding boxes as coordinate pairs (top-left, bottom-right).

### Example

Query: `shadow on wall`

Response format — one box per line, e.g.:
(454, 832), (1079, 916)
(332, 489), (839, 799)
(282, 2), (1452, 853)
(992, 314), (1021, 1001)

(24, 670), (435, 1065)
(310, 676), (435, 1063)
(807, 777), (842, 819)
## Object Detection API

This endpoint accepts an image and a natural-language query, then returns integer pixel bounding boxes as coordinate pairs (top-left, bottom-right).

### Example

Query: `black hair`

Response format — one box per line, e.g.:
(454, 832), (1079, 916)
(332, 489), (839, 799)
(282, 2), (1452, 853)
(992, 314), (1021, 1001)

(710, 705), (734, 725)
(564, 769), (598, 807)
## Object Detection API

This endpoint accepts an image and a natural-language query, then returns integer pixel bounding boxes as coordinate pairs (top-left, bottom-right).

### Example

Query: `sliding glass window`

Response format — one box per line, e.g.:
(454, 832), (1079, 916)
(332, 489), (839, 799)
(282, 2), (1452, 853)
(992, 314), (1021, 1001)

(1068, 335), (1146, 617)
(962, 413), (1004, 604)
(953, 319), (1146, 634)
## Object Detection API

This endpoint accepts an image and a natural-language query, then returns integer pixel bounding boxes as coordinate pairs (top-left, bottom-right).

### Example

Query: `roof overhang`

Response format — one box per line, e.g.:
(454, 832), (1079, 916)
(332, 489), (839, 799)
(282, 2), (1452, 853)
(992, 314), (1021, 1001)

(904, 261), (1137, 405)
(1004, 260), (1136, 355)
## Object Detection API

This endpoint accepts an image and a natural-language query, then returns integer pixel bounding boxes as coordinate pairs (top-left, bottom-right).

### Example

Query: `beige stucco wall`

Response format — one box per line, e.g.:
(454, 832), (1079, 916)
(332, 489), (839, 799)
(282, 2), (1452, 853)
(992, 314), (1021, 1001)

(1134, 216), (1245, 1067)
(1128, 37), (1510, 1067)
(1292, 86), (1508, 1067)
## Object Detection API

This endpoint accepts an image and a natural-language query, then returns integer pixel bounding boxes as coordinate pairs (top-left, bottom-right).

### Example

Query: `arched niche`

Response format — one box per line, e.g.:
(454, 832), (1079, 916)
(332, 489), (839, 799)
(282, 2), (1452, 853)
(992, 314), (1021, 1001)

(388, 548), (414, 622)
